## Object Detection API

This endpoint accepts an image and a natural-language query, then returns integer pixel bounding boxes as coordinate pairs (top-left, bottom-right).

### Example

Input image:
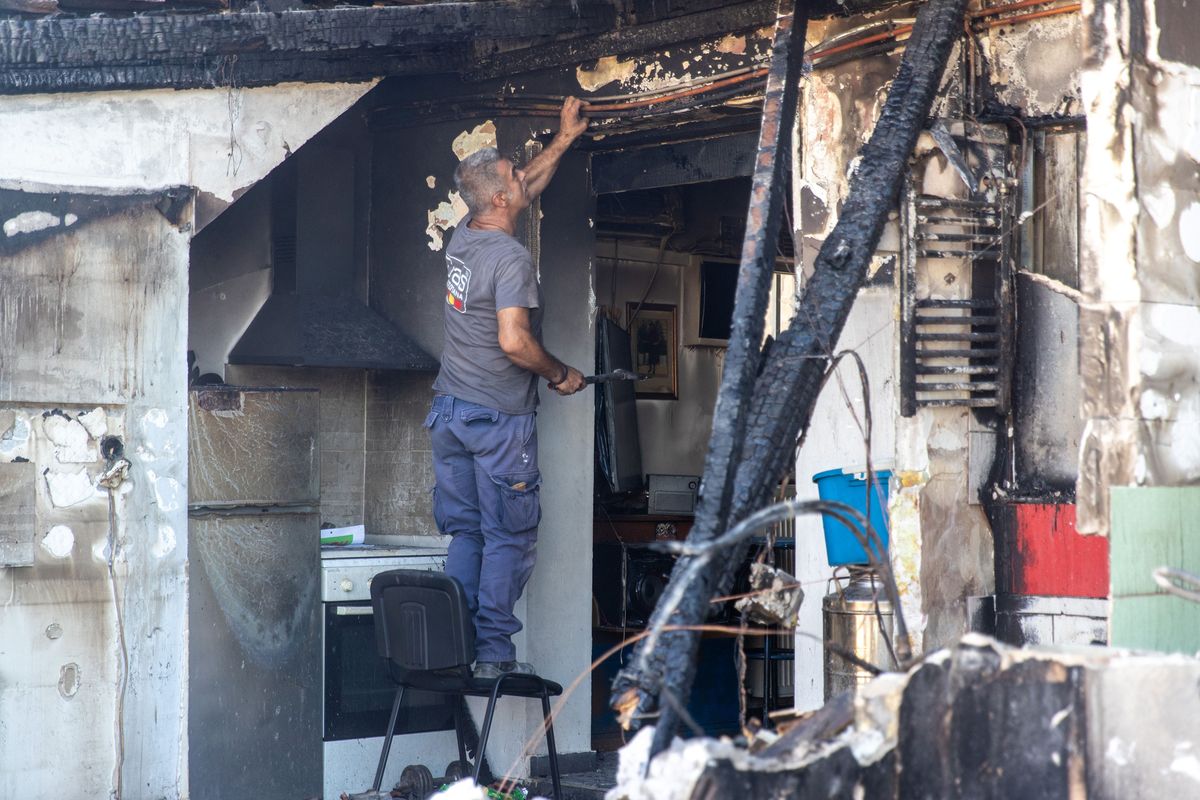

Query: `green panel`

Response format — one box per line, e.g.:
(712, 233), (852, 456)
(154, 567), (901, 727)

(1110, 487), (1200, 653)
(1111, 594), (1200, 654)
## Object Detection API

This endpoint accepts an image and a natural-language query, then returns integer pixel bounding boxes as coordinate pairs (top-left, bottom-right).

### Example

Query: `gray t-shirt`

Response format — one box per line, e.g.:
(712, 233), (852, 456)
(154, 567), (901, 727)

(432, 219), (543, 414)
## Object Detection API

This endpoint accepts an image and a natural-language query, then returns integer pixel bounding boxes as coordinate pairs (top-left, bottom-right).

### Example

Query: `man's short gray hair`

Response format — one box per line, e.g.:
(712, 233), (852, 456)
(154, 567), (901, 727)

(454, 147), (508, 216)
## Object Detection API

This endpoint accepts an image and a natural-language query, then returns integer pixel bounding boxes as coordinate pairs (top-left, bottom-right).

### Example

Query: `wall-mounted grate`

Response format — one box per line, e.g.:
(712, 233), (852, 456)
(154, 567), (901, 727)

(899, 124), (1014, 416)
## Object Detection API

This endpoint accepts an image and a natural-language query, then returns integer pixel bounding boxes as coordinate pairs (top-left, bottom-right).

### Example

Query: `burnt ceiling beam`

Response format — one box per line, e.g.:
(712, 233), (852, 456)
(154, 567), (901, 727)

(466, 0), (778, 81)
(0, 0), (618, 93)
(611, 0), (970, 755)
(466, 0), (906, 80)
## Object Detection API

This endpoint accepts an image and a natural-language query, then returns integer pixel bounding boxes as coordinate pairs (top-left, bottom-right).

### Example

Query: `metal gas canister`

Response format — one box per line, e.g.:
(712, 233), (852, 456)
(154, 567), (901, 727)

(823, 567), (895, 701)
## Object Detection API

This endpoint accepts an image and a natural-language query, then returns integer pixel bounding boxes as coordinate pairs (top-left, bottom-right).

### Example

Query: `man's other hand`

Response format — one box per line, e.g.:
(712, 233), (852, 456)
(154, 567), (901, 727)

(558, 97), (589, 143)
(551, 366), (587, 396)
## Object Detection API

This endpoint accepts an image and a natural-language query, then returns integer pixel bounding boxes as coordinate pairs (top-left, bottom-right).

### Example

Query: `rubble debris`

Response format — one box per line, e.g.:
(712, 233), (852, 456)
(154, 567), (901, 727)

(622, 636), (1200, 799)
(734, 562), (804, 625)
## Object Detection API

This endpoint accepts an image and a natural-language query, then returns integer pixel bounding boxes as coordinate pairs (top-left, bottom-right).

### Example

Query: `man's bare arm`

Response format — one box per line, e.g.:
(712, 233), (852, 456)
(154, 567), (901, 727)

(497, 307), (586, 395)
(522, 97), (589, 202)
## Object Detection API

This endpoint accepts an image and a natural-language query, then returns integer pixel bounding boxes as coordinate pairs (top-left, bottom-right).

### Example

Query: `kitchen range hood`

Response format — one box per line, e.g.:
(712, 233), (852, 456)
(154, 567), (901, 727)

(228, 145), (438, 372)
(228, 292), (438, 371)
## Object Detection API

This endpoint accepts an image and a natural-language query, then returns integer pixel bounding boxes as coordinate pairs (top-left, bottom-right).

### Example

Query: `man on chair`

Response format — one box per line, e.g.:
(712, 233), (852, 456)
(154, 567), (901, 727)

(427, 98), (589, 680)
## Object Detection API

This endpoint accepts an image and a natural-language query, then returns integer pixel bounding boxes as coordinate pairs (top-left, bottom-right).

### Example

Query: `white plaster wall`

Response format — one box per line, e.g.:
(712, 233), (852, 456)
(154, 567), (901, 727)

(0, 82), (374, 204)
(791, 288), (897, 711)
(0, 82), (374, 799)
(0, 207), (189, 798)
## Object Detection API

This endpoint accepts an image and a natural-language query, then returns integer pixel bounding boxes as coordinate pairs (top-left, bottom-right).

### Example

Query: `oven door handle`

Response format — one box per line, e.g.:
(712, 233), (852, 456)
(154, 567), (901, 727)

(333, 605), (374, 616)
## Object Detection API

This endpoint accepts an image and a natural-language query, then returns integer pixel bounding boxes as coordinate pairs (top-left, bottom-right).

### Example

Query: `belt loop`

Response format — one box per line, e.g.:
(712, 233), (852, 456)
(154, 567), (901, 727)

(442, 395), (453, 422)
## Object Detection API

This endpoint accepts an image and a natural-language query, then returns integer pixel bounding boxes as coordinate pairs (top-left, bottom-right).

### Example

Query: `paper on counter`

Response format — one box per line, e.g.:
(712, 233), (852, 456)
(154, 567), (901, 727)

(320, 524), (365, 546)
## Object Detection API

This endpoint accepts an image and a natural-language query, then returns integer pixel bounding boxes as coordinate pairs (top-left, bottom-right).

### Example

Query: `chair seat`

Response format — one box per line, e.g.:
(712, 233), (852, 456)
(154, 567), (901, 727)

(398, 668), (564, 697)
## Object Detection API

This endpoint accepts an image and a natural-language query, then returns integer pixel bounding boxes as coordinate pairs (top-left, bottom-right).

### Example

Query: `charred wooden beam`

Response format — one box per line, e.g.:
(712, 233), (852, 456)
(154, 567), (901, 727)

(466, 0), (778, 81)
(0, 1), (617, 93)
(611, 0), (807, 752)
(611, 0), (970, 752)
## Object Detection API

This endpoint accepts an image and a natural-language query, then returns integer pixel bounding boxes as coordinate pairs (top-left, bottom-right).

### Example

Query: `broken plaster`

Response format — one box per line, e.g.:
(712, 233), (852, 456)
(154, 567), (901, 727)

(44, 468), (95, 508)
(76, 407), (107, 440)
(42, 413), (96, 464)
(40, 524), (74, 559)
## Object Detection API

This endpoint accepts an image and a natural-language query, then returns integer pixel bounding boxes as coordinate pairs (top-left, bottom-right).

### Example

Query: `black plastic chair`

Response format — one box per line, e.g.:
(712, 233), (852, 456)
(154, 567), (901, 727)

(370, 569), (563, 799)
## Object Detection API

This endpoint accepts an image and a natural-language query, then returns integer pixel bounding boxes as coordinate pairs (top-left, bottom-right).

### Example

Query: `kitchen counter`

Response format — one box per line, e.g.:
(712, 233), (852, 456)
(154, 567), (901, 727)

(320, 543), (448, 560)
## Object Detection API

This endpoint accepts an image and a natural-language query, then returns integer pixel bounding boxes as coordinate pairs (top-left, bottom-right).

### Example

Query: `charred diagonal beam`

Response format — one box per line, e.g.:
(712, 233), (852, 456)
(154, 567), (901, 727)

(611, 0), (969, 752)
(611, 0), (806, 753)
(0, 1), (616, 93)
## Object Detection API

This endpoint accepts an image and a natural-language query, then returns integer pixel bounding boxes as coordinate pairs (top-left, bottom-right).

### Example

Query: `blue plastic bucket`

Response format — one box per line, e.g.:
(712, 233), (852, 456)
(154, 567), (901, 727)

(812, 467), (892, 567)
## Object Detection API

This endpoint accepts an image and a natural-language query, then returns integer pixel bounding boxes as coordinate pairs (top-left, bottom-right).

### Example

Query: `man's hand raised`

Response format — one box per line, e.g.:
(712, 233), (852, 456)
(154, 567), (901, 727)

(557, 97), (589, 143)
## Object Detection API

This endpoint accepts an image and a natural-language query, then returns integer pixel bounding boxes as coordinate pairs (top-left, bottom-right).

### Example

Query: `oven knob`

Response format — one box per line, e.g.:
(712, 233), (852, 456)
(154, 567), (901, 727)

(340, 579), (353, 593)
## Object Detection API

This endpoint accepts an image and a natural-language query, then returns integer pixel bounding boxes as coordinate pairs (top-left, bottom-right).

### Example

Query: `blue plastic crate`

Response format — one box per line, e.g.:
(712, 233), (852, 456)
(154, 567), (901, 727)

(812, 467), (891, 566)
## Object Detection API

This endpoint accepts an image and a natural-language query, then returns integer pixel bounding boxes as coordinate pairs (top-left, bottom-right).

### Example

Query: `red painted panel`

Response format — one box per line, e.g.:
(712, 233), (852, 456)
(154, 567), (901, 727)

(1011, 504), (1109, 598)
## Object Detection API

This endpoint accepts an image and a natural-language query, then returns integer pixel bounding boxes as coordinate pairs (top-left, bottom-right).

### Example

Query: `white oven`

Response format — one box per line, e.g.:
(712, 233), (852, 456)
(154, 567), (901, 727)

(320, 545), (460, 799)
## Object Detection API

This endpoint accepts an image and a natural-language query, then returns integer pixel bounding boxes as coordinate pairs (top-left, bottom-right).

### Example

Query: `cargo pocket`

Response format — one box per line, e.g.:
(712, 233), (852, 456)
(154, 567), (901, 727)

(492, 470), (542, 533)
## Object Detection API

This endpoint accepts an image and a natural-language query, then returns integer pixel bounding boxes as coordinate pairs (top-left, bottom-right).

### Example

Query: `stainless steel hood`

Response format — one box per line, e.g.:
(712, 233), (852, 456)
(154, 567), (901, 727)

(228, 144), (438, 372)
(229, 292), (438, 371)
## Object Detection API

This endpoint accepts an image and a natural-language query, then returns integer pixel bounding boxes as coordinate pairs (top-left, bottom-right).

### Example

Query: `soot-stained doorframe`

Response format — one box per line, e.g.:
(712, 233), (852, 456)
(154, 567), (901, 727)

(609, 0), (972, 756)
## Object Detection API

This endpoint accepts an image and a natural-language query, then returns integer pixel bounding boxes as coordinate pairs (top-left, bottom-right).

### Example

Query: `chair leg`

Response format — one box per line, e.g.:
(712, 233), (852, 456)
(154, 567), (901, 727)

(453, 698), (469, 766)
(473, 677), (511, 787)
(539, 686), (562, 800)
(372, 685), (406, 792)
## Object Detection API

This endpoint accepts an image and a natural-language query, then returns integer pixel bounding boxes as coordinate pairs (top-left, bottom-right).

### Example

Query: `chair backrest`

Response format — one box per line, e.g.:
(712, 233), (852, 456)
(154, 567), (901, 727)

(371, 569), (475, 672)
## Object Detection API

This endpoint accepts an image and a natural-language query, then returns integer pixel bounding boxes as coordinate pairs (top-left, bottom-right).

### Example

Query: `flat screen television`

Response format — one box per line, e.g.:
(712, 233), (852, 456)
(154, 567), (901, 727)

(595, 317), (644, 494)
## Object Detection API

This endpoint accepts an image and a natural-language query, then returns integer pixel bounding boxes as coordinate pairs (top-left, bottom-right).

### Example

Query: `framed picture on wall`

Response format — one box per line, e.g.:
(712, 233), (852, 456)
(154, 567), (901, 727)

(626, 302), (678, 400)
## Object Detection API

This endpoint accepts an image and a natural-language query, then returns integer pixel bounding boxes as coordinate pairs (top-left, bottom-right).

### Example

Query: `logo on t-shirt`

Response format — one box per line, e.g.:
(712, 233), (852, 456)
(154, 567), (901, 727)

(446, 256), (471, 313)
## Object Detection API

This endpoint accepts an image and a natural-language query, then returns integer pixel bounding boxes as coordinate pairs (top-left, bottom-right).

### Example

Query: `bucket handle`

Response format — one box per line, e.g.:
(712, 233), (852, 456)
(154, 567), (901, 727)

(827, 564), (853, 599)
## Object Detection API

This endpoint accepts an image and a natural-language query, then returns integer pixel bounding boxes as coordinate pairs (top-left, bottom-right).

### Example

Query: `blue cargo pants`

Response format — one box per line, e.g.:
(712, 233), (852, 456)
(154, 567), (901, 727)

(425, 394), (540, 663)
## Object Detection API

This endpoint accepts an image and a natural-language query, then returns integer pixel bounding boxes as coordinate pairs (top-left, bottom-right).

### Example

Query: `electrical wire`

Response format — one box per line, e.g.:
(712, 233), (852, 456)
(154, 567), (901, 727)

(370, 0), (1083, 132)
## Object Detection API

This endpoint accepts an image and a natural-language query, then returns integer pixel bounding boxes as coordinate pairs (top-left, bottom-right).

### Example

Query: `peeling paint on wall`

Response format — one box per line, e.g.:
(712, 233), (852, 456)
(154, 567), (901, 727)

(574, 28), (771, 96)
(1077, 0), (1200, 533)
(451, 121), (498, 161)
(576, 55), (638, 91)
(425, 191), (469, 252)
(984, 14), (1084, 117)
